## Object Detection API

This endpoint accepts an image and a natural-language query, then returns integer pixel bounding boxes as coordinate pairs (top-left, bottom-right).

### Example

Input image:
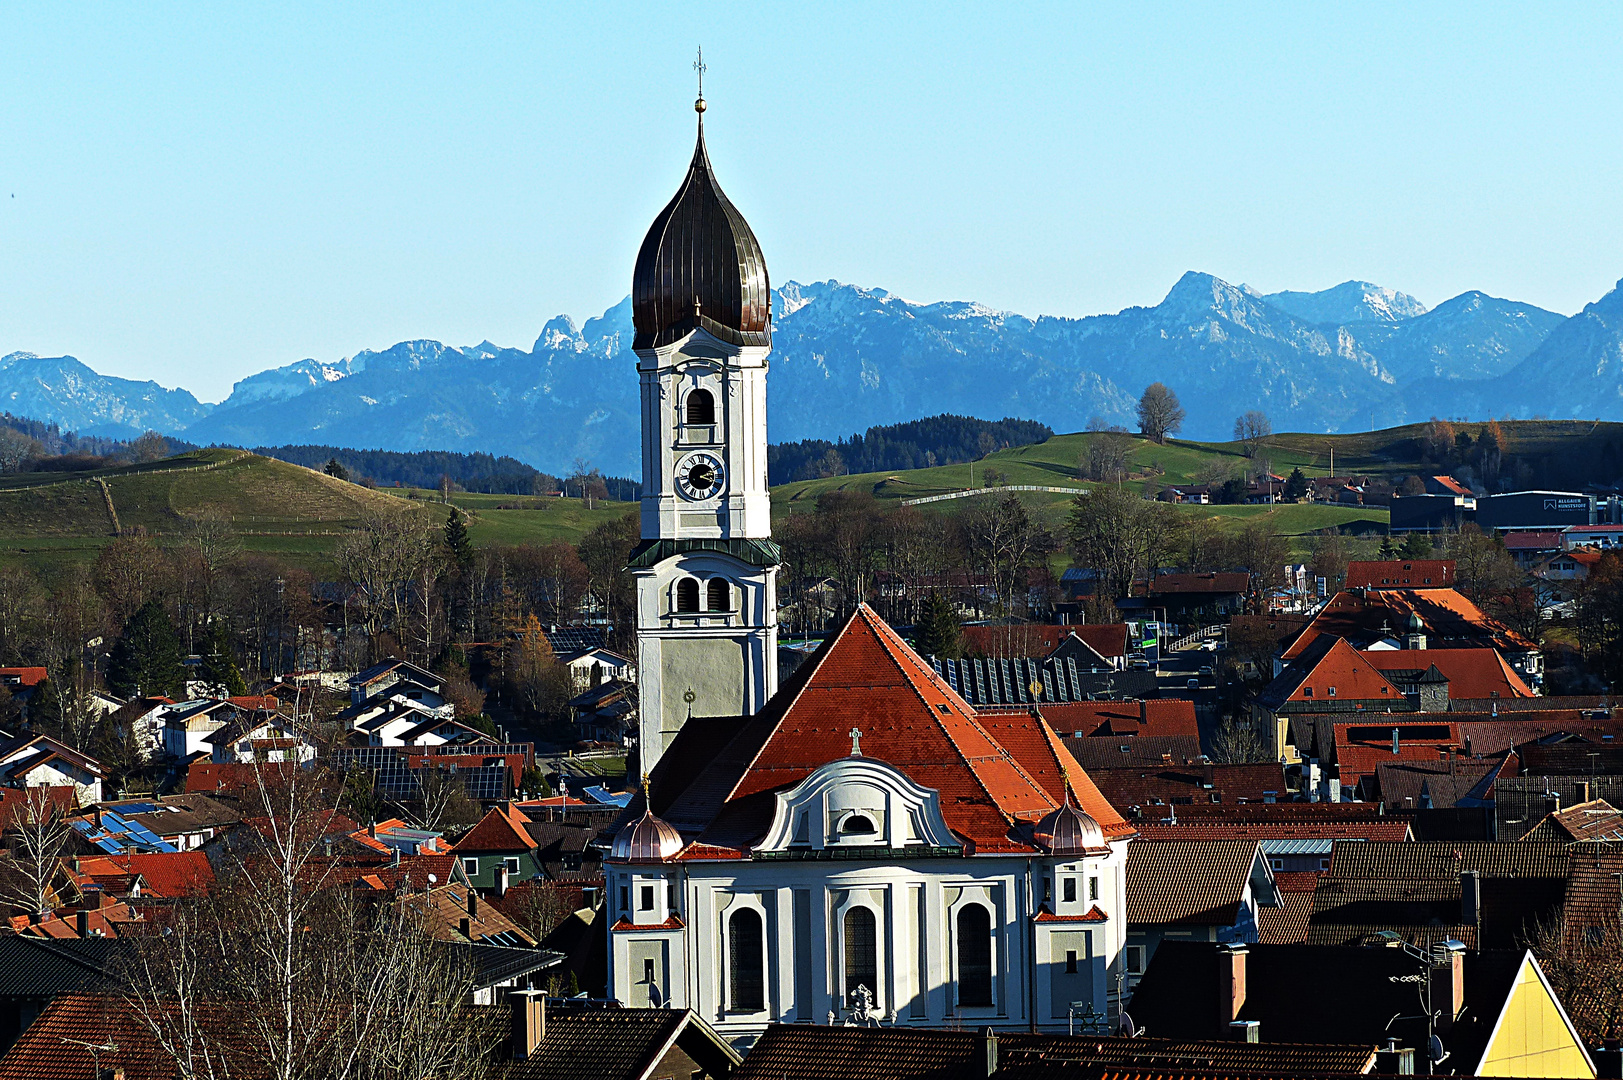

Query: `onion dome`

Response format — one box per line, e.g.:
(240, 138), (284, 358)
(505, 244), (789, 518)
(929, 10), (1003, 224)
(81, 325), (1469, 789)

(1033, 789), (1108, 857)
(610, 790), (684, 863)
(631, 97), (770, 351)
(1407, 612), (1425, 632)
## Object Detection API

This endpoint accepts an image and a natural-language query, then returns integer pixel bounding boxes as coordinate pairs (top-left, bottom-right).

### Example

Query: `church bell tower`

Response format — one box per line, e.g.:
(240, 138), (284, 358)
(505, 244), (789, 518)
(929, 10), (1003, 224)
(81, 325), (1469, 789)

(628, 76), (779, 771)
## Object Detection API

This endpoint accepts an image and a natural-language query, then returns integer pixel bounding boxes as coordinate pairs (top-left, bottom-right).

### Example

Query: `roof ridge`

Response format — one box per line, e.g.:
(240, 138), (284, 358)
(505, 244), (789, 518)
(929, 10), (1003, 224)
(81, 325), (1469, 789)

(855, 605), (1055, 829)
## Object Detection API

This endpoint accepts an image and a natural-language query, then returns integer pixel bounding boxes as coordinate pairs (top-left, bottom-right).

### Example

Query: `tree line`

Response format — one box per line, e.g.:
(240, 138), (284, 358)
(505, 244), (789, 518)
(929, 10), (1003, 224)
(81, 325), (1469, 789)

(767, 414), (1054, 484)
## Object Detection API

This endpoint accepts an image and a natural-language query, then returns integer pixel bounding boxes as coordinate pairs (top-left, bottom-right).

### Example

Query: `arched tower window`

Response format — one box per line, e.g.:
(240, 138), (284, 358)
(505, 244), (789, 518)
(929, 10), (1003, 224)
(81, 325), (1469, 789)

(956, 904), (993, 1007)
(685, 389), (715, 426)
(675, 578), (701, 613)
(706, 578), (731, 612)
(843, 907), (877, 1007)
(728, 908), (765, 1012)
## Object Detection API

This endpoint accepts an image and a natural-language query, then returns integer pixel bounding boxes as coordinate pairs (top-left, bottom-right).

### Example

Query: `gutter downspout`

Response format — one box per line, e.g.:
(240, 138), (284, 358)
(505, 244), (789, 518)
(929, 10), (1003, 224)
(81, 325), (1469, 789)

(1027, 855), (1038, 1033)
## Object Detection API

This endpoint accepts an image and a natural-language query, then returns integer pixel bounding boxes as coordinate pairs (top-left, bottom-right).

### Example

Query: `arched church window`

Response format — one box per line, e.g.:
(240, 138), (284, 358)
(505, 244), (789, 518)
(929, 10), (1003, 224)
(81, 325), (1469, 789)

(675, 578), (701, 613)
(728, 908), (765, 1012)
(843, 907), (877, 1007)
(706, 578), (731, 612)
(956, 904), (993, 1007)
(685, 389), (715, 425)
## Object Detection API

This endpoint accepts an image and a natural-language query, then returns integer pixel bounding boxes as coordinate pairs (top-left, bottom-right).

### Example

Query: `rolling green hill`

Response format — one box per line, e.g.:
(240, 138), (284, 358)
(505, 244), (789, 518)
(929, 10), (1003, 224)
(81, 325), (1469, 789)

(3, 418), (1617, 576)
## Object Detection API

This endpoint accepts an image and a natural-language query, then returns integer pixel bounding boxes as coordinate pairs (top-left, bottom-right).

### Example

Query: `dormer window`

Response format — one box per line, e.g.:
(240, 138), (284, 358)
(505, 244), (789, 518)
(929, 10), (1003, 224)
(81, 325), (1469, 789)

(842, 814), (877, 835)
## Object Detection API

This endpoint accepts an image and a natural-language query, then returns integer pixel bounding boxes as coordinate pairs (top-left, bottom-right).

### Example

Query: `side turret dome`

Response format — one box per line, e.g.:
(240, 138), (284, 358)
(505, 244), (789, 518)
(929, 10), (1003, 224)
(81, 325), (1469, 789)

(1034, 790), (1108, 856)
(631, 100), (770, 351)
(610, 803), (684, 863)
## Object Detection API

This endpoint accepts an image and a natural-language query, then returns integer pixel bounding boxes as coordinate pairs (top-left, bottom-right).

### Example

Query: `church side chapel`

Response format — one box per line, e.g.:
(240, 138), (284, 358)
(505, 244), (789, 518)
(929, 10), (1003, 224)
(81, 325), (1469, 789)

(608, 65), (1135, 1045)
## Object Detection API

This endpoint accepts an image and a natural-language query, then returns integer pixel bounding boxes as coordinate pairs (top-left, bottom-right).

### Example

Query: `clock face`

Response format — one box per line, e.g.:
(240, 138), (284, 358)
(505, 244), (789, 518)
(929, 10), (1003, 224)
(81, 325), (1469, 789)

(676, 451), (726, 501)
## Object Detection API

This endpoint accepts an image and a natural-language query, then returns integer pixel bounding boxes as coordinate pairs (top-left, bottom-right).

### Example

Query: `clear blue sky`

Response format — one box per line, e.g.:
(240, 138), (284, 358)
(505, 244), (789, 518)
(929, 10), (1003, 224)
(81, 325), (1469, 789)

(3, 3), (1621, 402)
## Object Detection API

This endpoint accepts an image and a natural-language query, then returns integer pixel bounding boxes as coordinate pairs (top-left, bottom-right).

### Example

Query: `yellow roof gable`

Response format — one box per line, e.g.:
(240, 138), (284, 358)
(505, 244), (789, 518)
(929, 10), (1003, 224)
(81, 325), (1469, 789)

(1477, 951), (1595, 1078)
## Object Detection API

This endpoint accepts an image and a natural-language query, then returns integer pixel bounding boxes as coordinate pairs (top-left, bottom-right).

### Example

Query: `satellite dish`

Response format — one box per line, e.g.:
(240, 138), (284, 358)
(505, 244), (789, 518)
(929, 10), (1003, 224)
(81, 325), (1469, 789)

(1429, 1035), (1449, 1065)
(427, 873), (438, 884)
(1119, 1012), (1138, 1037)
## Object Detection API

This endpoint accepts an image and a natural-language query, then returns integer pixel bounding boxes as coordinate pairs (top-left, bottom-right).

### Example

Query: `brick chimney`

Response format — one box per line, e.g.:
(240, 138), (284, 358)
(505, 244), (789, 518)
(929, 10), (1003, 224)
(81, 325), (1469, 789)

(1432, 941), (1466, 1029)
(459, 916), (472, 939)
(1217, 943), (1248, 1028)
(510, 990), (547, 1060)
(76, 909), (90, 937)
(467, 890), (478, 917)
(495, 864), (510, 898)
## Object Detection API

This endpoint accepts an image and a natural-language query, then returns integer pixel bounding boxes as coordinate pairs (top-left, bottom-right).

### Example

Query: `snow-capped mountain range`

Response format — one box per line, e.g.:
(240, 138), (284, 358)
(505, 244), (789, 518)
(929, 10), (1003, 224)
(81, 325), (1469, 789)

(5, 271), (1621, 476)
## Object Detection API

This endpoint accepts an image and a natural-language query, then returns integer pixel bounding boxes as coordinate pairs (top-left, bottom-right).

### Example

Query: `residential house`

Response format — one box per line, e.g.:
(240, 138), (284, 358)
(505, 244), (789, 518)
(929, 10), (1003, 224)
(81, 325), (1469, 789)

(1506, 530), (1564, 568)
(0, 669), (47, 720)
(1119, 573), (1250, 625)
(346, 657), (446, 708)
(1537, 548), (1604, 582)
(560, 645), (635, 692)
(959, 623), (1128, 666)
(1092, 763), (1289, 821)
(0, 936), (122, 1055)
(1253, 637), (1406, 764)
(1127, 941), (1595, 1079)
(1562, 524), (1623, 550)
(570, 679), (636, 745)
(453, 802), (549, 892)
(1344, 559), (1456, 589)
(0, 733), (103, 803)
(1122, 840), (1277, 989)
(397, 881), (537, 946)
(206, 712), (320, 764)
(92, 793), (240, 851)
(1522, 798), (1623, 842)
(160, 696), (282, 763)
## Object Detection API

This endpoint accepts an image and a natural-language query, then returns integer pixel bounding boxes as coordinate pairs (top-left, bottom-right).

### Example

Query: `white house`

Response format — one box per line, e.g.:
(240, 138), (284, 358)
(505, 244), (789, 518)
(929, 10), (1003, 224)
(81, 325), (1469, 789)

(0, 733), (104, 803)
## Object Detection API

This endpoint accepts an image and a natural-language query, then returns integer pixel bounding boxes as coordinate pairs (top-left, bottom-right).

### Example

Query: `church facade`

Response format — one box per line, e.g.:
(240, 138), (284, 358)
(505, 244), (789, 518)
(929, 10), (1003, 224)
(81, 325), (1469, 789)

(609, 89), (1135, 1046)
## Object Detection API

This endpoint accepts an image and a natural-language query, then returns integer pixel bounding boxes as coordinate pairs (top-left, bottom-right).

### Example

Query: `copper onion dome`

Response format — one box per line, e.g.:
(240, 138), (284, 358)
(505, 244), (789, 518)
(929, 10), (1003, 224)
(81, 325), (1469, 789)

(610, 803), (684, 863)
(631, 99), (770, 351)
(1033, 789), (1108, 857)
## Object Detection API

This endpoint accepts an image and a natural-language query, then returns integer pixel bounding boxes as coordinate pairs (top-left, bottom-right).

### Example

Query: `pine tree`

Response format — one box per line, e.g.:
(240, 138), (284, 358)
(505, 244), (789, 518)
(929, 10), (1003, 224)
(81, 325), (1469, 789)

(1378, 534), (1397, 559)
(913, 595), (963, 659)
(1283, 467), (1308, 501)
(107, 599), (186, 700)
(197, 619), (248, 697)
(444, 507), (473, 570)
(324, 458), (349, 481)
(1399, 532), (1435, 559)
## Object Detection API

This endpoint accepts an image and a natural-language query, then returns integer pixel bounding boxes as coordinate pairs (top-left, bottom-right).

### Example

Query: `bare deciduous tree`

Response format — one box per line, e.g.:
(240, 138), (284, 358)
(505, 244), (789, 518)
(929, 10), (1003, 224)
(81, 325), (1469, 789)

(0, 785), (72, 917)
(1233, 410), (1272, 457)
(1136, 383), (1186, 444)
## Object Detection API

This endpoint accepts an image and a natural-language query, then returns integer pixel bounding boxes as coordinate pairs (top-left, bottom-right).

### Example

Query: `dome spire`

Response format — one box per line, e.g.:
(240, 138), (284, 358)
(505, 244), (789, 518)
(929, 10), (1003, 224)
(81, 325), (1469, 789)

(694, 45), (707, 114)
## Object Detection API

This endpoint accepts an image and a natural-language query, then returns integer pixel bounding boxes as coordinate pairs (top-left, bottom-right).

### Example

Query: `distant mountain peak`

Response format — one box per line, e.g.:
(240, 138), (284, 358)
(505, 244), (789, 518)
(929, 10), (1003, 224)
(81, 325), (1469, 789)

(1262, 280), (1428, 325)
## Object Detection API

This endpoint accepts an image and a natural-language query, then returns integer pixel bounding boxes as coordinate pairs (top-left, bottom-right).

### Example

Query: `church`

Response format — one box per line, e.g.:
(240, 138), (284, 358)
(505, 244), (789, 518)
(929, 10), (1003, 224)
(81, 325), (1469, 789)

(607, 82), (1135, 1046)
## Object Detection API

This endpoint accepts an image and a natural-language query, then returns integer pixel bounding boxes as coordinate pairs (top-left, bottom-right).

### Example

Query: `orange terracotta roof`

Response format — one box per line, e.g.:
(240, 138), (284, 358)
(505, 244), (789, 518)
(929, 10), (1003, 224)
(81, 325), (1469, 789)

(1346, 559), (1457, 588)
(1000, 699), (1197, 739)
(1283, 586), (1535, 659)
(1035, 905), (1109, 923)
(68, 853), (214, 898)
(655, 604), (1130, 859)
(0, 667), (48, 687)
(1275, 638), (1403, 703)
(1358, 647), (1535, 699)
(451, 802), (535, 854)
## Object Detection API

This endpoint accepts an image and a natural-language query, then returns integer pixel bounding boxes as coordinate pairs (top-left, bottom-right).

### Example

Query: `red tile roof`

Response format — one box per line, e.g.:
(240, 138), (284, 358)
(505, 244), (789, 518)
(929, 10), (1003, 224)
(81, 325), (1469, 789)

(452, 803), (535, 854)
(1283, 586), (1536, 659)
(1016, 699), (1197, 739)
(1428, 476), (1473, 497)
(1504, 530), (1562, 552)
(1358, 647), (1535, 699)
(69, 853), (214, 898)
(1274, 638), (1403, 704)
(1142, 572), (1250, 596)
(0, 667), (48, 688)
(651, 604), (1131, 858)
(1345, 560), (1456, 588)
(959, 623), (1128, 660)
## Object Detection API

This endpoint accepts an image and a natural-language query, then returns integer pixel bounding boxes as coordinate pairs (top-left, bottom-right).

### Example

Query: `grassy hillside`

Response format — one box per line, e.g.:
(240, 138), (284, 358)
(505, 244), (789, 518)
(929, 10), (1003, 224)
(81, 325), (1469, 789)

(4, 418), (1614, 577)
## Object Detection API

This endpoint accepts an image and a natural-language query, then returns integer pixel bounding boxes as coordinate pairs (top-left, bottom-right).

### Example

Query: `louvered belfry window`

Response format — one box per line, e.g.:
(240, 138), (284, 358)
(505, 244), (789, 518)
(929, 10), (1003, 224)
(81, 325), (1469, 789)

(728, 908), (764, 1011)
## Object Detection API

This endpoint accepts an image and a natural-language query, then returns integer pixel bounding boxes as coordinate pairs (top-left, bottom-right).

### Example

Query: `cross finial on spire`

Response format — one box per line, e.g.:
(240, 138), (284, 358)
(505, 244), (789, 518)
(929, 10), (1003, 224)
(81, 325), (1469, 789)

(694, 46), (707, 113)
(849, 727), (863, 757)
(642, 772), (651, 801)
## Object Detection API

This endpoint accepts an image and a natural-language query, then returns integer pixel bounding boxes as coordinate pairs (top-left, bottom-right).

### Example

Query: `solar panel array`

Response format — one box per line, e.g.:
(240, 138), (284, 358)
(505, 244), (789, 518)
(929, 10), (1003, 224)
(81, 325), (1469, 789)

(328, 747), (511, 803)
(72, 810), (178, 854)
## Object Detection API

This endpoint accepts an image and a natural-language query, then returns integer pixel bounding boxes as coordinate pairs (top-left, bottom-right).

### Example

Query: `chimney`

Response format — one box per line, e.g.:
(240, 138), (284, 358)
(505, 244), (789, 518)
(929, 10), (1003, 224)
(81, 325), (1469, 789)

(1432, 941), (1466, 1029)
(1392, 728), (1401, 756)
(1581, 780), (1594, 804)
(1139, 700), (1148, 725)
(1227, 1020), (1260, 1042)
(1545, 792), (1562, 815)
(76, 909), (89, 937)
(459, 916), (472, 939)
(510, 990), (547, 1059)
(1375, 1039), (1416, 1075)
(390, 846), (400, 867)
(1217, 943), (1247, 1026)
(982, 1028), (998, 1078)
(368, 823), (377, 837)
(495, 864), (510, 898)
(1460, 871), (1481, 925)
(467, 890), (478, 917)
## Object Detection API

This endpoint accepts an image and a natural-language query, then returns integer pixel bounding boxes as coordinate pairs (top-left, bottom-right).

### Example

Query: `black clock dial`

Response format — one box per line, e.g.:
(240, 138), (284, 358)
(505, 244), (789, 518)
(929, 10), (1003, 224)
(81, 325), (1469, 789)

(688, 462), (716, 491)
